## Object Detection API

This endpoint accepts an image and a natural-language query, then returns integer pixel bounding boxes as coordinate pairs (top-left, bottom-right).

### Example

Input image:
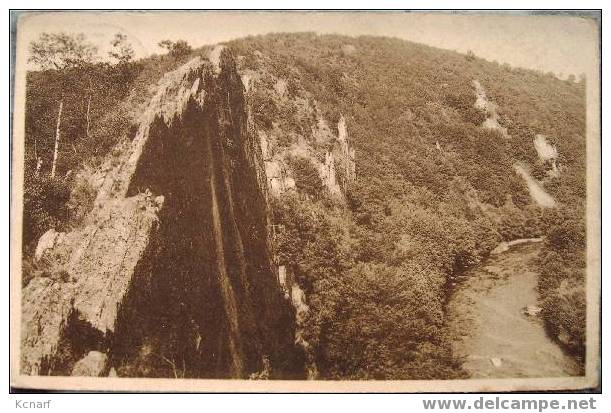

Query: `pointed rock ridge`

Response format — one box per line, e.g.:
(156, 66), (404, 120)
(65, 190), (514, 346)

(209, 44), (226, 74)
(275, 265), (318, 379)
(21, 47), (301, 379)
(319, 151), (342, 197)
(338, 115), (348, 142)
(472, 80), (510, 138)
(95, 56), (208, 205)
(333, 115), (356, 188)
(249, 81), (355, 199)
(513, 162), (556, 208)
(313, 115), (356, 197)
(259, 123), (351, 199)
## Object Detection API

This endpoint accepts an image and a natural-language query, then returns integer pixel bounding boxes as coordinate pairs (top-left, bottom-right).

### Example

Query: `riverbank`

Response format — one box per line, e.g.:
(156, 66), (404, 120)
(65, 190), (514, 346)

(446, 241), (581, 378)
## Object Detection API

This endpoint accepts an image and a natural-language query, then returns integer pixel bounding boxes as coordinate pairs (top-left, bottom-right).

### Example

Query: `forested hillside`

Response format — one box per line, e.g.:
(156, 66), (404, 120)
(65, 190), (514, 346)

(21, 32), (587, 379)
(228, 33), (587, 378)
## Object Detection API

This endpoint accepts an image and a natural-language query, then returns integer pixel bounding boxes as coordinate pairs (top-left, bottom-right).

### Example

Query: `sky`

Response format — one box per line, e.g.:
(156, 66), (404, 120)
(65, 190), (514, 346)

(17, 11), (599, 78)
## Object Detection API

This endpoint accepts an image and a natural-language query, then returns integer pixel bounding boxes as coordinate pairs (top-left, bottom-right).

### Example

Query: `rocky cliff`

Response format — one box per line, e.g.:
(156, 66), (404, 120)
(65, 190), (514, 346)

(22, 47), (303, 379)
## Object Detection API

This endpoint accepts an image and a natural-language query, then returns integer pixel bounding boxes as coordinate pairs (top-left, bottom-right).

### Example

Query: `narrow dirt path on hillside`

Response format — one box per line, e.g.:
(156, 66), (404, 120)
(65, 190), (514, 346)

(446, 242), (580, 378)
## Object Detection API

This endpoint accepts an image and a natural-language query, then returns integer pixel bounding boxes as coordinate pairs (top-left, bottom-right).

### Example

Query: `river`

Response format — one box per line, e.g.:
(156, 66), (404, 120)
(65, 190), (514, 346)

(446, 241), (580, 378)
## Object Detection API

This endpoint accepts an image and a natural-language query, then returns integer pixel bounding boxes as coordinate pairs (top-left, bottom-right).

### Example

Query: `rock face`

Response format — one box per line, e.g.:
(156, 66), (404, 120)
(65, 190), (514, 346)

(21, 47), (302, 379)
(533, 134), (560, 178)
(71, 351), (108, 376)
(277, 265), (318, 379)
(260, 131), (297, 196)
(259, 115), (355, 199)
(22, 191), (163, 376)
(34, 228), (62, 261)
(473, 80), (510, 139)
(242, 63), (355, 200)
(513, 163), (556, 208)
(317, 115), (356, 197)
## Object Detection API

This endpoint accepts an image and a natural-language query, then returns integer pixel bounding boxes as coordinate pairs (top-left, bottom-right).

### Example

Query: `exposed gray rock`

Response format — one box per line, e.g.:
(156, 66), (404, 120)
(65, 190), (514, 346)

(490, 357), (503, 368)
(34, 229), (62, 261)
(523, 305), (543, 317)
(71, 351), (108, 377)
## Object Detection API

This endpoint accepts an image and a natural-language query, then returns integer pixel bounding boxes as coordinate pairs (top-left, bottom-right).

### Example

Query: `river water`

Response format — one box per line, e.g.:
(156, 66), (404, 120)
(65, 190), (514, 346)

(446, 241), (580, 378)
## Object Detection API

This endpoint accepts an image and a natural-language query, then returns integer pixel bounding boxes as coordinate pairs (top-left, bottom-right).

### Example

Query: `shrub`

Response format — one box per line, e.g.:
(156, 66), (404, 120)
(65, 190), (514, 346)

(537, 207), (587, 368)
(158, 40), (193, 58)
(22, 175), (71, 252)
(286, 155), (324, 198)
(540, 284), (586, 362)
(65, 167), (98, 226)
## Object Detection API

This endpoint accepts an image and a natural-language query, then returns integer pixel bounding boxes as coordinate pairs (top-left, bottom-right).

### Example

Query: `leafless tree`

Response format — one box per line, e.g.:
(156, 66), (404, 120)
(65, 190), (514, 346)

(28, 32), (98, 178)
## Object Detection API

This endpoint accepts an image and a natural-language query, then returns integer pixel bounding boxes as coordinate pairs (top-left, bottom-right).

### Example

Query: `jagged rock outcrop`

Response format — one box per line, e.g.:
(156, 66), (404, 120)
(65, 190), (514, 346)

(319, 152), (341, 196)
(472, 81), (557, 208)
(333, 115), (356, 186)
(22, 190), (163, 376)
(260, 131), (297, 196)
(258, 114), (355, 199)
(473, 80), (510, 138)
(513, 162), (556, 208)
(237, 53), (356, 200)
(533, 134), (560, 178)
(277, 265), (318, 380)
(71, 351), (108, 376)
(311, 115), (356, 195)
(21, 47), (303, 379)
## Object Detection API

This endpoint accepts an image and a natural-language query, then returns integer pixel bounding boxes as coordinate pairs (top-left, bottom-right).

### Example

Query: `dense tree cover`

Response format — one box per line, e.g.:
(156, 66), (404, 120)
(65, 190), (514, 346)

(272, 185), (500, 378)
(536, 206), (587, 366)
(229, 33), (588, 377)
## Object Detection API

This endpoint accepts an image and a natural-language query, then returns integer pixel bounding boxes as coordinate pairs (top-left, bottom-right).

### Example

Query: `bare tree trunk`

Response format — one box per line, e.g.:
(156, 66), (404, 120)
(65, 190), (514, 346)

(35, 158), (42, 178)
(33, 135), (41, 177)
(85, 93), (92, 138)
(85, 76), (93, 139)
(50, 99), (63, 179)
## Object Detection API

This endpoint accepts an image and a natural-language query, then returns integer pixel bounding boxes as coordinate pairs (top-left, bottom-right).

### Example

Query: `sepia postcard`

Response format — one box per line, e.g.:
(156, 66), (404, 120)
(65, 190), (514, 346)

(9, 10), (601, 392)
